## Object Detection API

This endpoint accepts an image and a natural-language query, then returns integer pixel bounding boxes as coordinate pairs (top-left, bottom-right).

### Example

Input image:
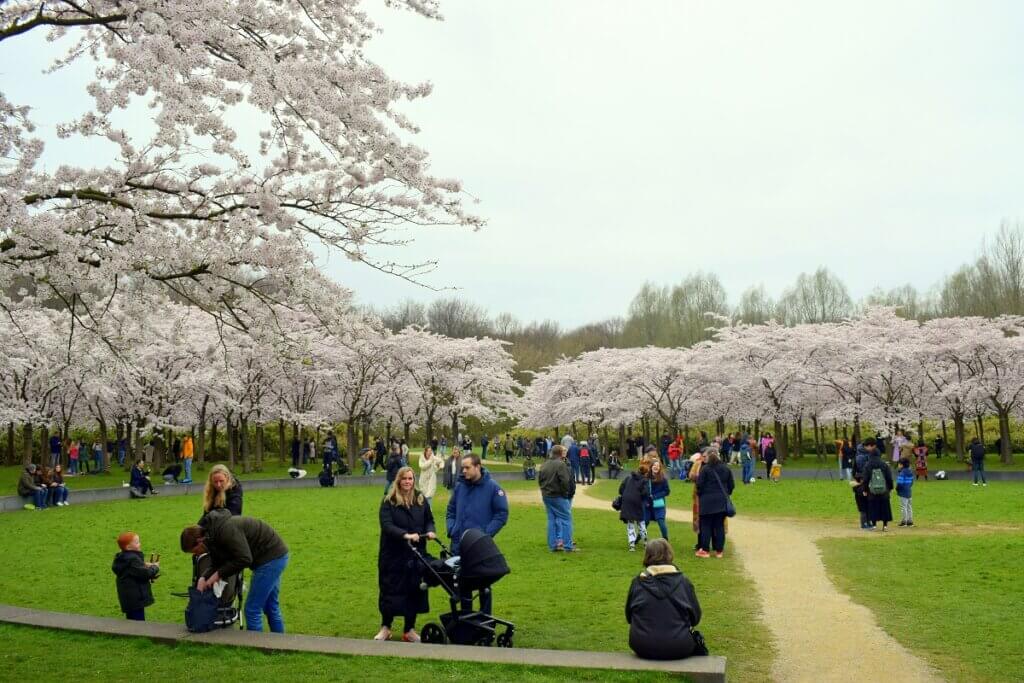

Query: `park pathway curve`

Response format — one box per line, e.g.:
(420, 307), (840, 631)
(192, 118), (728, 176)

(521, 486), (945, 683)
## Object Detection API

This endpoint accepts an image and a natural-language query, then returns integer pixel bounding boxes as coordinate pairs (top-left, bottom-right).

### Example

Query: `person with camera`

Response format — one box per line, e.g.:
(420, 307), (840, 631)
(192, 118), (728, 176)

(375, 466), (436, 642)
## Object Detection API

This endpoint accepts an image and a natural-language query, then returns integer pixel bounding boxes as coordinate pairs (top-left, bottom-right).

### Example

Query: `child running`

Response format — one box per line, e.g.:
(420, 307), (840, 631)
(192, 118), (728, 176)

(896, 458), (915, 527)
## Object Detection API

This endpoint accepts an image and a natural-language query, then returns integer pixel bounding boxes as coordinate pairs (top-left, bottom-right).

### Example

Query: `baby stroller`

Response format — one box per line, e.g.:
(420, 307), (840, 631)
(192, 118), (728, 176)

(175, 553), (245, 630)
(412, 529), (515, 647)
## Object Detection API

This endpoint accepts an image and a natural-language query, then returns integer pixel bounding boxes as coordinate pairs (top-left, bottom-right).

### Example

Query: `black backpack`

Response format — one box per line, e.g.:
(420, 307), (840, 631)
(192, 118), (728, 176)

(318, 468), (335, 487)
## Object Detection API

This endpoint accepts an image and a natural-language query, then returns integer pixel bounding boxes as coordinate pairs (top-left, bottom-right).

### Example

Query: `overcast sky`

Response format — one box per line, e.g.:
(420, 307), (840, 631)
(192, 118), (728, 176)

(8, 1), (1024, 328)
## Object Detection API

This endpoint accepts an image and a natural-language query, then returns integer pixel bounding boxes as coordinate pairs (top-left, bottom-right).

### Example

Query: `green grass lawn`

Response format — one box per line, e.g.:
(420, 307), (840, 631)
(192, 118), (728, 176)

(820, 533), (1024, 682)
(0, 482), (771, 682)
(584, 476), (1024, 527)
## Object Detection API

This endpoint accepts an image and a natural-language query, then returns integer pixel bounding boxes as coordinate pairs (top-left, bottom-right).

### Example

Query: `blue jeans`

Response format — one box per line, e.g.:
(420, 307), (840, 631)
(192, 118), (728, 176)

(27, 489), (47, 508)
(68, 460), (78, 474)
(973, 462), (986, 483)
(570, 462), (581, 482)
(49, 486), (68, 505)
(246, 553), (288, 633)
(118, 449), (126, 466)
(183, 459), (192, 481)
(741, 460), (754, 483)
(362, 460), (372, 476)
(542, 496), (574, 550)
(580, 460), (591, 482)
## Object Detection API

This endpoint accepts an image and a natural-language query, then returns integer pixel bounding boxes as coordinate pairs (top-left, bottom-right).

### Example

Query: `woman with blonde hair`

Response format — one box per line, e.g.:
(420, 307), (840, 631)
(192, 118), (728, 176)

(376, 466), (435, 642)
(202, 464), (244, 516)
(417, 446), (445, 505)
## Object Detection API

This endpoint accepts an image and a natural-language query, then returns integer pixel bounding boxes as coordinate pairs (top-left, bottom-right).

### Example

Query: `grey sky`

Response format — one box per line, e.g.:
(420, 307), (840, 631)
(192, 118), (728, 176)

(7, 2), (1024, 328)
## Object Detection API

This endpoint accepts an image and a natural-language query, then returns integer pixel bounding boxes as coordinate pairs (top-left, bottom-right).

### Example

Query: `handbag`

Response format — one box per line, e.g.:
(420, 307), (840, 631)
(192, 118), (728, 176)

(652, 497), (666, 509)
(709, 467), (736, 517)
(611, 496), (622, 511)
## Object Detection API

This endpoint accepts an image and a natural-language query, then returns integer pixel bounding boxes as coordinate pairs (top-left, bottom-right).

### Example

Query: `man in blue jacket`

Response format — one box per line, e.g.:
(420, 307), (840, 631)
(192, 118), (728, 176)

(446, 453), (509, 614)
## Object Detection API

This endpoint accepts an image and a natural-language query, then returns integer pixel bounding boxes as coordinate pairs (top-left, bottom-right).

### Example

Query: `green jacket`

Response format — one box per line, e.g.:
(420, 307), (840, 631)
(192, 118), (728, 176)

(201, 508), (288, 579)
(17, 469), (41, 497)
(538, 456), (572, 498)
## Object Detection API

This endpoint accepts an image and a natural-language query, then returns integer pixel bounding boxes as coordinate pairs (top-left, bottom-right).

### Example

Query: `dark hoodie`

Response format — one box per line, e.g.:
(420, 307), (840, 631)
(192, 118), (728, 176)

(625, 565), (702, 660)
(200, 508), (288, 580)
(112, 550), (158, 613)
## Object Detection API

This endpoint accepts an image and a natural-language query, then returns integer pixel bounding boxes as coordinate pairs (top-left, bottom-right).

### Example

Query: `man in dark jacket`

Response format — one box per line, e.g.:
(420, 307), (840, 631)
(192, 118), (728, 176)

(625, 539), (703, 660)
(538, 445), (575, 551)
(446, 454), (509, 614)
(18, 464), (48, 509)
(969, 437), (987, 486)
(180, 509), (289, 633)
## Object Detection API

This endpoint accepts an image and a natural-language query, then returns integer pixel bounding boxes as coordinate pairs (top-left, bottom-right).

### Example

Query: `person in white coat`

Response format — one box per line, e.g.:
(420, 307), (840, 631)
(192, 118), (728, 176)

(418, 446), (445, 505)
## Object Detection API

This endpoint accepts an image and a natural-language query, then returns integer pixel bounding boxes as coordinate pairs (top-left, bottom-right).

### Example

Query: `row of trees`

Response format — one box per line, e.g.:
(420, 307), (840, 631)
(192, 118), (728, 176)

(375, 223), (1024, 381)
(0, 300), (518, 471)
(521, 308), (1024, 464)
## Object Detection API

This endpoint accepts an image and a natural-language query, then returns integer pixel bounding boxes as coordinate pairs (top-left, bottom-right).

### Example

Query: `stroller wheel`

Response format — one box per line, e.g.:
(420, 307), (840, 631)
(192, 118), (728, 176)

(421, 623), (446, 644)
(496, 632), (513, 648)
(474, 634), (495, 647)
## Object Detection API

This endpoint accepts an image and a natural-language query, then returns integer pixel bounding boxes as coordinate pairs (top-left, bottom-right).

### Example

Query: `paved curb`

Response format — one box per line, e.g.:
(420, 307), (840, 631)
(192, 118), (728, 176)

(0, 470), (530, 513)
(0, 604), (726, 681)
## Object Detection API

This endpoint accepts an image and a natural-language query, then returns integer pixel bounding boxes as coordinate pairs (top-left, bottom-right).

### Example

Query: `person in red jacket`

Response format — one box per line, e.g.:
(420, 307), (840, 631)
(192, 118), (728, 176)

(667, 437), (683, 476)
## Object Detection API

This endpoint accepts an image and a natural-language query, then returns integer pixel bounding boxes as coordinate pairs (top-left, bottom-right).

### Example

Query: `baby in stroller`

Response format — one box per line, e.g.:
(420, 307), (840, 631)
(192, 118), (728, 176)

(411, 528), (515, 647)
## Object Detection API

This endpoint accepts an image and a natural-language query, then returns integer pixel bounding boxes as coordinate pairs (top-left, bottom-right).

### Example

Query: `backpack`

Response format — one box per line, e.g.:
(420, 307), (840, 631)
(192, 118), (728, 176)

(868, 467), (887, 495)
(318, 468), (335, 487)
(185, 586), (219, 633)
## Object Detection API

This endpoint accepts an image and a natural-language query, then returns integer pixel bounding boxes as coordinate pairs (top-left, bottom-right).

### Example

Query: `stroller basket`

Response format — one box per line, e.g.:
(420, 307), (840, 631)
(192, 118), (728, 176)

(174, 553), (245, 630)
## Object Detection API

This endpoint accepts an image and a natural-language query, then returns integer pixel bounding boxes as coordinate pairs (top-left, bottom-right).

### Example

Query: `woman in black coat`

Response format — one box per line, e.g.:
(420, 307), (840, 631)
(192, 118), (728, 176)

(625, 538), (703, 660)
(695, 451), (735, 558)
(376, 466), (435, 642)
(861, 451), (894, 531)
(618, 461), (651, 552)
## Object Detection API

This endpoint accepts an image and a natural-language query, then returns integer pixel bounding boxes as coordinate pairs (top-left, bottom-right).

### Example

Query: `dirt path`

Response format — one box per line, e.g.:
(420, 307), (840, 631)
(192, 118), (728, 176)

(514, 487), (943, 682)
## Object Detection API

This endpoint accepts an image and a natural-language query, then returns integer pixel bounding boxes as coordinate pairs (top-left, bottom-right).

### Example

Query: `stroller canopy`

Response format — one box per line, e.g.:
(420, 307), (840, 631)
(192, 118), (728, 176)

(458, 528), (510, 591)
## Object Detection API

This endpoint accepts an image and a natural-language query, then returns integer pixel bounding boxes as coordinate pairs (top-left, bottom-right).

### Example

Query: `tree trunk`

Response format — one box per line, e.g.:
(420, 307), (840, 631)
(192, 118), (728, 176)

(997, 408), (1013, 464)
(6, 422), (14, 466)
(917, 418), (925, 443)
(852, 415), (861, 445)
(22, 422), (32, 465)
(975, 414), (984, 442)
(210, 421), (219, 462)
(278, 419), (286, 464)
(642, 416), (650, 448)
(98, 418), (109, 471)
(753, 419), (761, 444)
(362, 418), (371, 449)
(773, 420), (786, 461)
(812, 415), (822, 460)
(126, 422), (134, 462)
(795, 417), (803, 458)
(240, 418), (252, 473)
(941, 419), (948, 450)
(346, 420), (359, 471)
(403, 421), (412, 446)
(227, 420), (237, 469)
(256, 422), (265, 471)
(451, 413), (459, 451)
(953, 414), (966, 461)
(38, 424), (48, 466)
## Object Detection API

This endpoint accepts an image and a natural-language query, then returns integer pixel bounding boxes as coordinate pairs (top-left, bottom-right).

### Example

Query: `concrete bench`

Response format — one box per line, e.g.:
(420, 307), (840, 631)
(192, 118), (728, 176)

(0, 604), (727, 681)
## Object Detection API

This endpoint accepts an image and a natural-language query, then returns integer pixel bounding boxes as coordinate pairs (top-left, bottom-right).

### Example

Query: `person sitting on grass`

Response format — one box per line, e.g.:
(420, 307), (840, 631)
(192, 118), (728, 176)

(112, 531), (160, 621)
(18, 464), (48, 510)
(522, 454), (536, 480)
(607, 450), (623, 480)
(625, 538), (706, 660)
(49, 464), (70, 506)
(130, 460), (157, 496)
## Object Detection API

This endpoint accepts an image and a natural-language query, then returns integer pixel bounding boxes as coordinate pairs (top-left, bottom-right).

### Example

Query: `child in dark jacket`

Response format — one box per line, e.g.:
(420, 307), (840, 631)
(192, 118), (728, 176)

(112, 531), (160, 621)
(896, 458), (914, 527)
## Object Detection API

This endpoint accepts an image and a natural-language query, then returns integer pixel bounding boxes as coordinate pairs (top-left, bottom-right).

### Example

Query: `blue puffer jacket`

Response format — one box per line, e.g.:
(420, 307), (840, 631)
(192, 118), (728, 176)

(446, 469), (509, 555)
(896, 468), (914, 498)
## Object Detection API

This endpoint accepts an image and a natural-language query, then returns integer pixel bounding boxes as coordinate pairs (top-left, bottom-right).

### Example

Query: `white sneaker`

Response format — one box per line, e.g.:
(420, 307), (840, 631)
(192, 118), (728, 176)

(373, 626), (392, 641)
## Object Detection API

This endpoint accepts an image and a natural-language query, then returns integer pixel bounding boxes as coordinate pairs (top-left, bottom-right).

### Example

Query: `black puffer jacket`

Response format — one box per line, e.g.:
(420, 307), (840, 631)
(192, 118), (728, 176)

(618, 472), (649, 522)
(695, 462), (735, 516)
(112, 550), (159, 613)
(625, 565), (702, 660)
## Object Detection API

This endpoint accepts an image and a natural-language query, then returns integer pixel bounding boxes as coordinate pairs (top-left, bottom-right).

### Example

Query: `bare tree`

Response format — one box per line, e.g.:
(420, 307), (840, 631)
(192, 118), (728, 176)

(735, 285), (776, 324)
(427, 298), (492, 338)
(777, 268), (853, 324)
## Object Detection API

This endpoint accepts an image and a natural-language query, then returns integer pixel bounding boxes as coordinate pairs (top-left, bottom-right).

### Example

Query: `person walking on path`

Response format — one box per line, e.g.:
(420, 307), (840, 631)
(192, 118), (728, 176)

(645, 460), (671, 541)
(417, 446), (444, 506)
(969, 437), (987, 486)
(896, 458), (915, 527)
(181, 435), (194, 484)
(538, 444), (575, 551)
(618, 460), (651, 552)
(375, 466), (435, 642)
(862, 445), (894, 531)
(180, 509), (289, 633)
(624, 538), (704, 661)
(446, 453), (509, 615)
(695, 450), (735, 558)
